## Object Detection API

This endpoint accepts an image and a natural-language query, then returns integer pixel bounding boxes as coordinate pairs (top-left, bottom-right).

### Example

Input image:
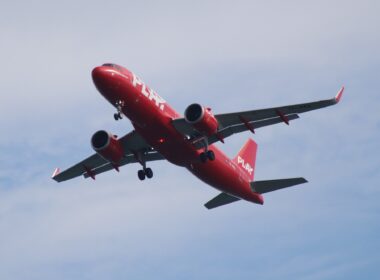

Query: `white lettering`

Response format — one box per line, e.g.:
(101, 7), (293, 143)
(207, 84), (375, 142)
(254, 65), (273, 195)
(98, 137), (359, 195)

(237, 156), (253, 175)
(141, 84), (149, 97)
(132, 73), (166, 111)
(132, 74), (143, 87)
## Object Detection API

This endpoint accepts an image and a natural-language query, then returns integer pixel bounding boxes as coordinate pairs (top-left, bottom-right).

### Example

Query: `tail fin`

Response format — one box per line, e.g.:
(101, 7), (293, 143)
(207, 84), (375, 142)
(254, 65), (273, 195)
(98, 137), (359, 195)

(233, 138), (258, 181)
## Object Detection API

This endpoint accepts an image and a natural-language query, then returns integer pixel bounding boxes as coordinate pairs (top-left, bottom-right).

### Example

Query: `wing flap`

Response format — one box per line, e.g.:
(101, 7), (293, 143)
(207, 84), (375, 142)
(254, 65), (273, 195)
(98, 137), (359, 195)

(204, 192), (241, 209)
(250, 178), (308, 194)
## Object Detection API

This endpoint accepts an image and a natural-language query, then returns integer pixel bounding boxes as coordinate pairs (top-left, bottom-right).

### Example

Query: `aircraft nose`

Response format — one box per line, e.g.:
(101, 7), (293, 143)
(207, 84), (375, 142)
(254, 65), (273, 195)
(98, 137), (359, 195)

(92, 66), (106, 85)
(92, 65), (119, 94)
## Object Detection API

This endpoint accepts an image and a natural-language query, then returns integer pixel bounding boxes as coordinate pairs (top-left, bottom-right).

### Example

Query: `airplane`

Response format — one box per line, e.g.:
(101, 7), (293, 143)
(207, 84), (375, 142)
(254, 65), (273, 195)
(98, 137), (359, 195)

(52, 63), (344, 209)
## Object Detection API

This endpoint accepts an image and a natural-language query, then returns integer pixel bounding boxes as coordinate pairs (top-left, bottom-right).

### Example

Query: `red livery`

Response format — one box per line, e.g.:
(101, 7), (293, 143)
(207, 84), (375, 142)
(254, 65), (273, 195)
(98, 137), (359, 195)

(52, 64), (343, 209)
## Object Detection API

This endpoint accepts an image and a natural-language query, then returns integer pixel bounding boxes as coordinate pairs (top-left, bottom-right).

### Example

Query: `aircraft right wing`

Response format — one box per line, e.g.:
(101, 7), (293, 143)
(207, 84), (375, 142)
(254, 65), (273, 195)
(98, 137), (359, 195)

(52, 130), (164, 182)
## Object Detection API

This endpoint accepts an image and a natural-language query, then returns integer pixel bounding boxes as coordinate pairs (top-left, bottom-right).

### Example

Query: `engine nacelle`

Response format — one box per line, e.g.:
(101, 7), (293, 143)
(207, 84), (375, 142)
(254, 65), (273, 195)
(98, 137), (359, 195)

(91, 130), (124, 164)
(184, 103), (218, 136)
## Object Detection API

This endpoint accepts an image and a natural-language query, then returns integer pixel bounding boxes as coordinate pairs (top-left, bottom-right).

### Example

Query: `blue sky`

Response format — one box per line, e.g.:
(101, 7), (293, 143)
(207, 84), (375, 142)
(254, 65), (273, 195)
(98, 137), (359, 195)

(0, 1), (379, 279)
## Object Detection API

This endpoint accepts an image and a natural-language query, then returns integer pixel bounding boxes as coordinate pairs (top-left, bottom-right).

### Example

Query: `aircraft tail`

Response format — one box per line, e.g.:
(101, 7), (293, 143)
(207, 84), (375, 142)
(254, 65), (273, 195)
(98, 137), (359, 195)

(233, 138), (257, 181)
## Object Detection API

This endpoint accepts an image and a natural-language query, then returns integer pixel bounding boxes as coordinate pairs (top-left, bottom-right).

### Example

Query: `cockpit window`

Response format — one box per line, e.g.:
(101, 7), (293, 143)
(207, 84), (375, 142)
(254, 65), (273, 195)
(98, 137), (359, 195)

(101, 63), (129, 78)
(102, 63), (122, 71)
(103, 63), (115, 67)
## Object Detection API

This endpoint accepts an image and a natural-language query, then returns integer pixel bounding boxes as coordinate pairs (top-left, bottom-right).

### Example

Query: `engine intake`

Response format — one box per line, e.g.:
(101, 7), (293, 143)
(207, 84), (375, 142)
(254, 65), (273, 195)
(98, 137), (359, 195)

(91, 130), (124, 164)
(184, 103), (218, 136)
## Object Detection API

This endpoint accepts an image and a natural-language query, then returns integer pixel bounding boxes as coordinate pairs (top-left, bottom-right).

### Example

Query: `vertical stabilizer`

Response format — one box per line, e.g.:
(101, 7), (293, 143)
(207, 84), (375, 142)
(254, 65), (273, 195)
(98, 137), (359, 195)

(233, 138), (258, 181)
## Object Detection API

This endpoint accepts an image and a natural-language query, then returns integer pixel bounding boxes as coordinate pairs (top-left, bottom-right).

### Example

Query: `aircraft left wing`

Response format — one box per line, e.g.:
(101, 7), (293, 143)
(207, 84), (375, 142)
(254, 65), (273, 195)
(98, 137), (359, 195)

(215, 86), (344, 128)
(172, 87), (344, 147)
(52, 130), (164, 182)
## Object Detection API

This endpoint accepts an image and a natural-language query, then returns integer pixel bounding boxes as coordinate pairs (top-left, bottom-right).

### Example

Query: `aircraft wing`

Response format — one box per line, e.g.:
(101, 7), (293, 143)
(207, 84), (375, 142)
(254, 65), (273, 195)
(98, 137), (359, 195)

(215, 87), (344, 128)
(172, 87), (344, 147)
(52, 130), (164, 182)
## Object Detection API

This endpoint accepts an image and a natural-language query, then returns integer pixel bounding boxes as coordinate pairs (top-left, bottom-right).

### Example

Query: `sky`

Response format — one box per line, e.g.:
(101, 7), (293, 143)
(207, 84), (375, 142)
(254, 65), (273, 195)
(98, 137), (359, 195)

(0, 0), (379, 279)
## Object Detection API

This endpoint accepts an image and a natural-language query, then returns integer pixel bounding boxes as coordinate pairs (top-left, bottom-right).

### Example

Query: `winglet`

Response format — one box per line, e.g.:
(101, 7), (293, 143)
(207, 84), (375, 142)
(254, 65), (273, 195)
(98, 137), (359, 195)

(334, 86), (344, 103)
(51, 168), (60, 179)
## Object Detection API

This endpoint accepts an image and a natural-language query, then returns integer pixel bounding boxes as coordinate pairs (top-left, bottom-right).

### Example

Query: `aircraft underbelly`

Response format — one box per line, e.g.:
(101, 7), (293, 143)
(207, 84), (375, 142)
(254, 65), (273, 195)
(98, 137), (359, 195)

(124, 96), (262, 204)
(132, 118), (198, 167)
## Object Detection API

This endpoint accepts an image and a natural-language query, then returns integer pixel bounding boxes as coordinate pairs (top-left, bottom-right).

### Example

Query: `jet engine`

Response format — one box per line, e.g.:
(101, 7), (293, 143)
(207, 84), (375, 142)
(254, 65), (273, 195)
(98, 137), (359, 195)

(91, 130), (124, 163)
(184, 103), (218, 136)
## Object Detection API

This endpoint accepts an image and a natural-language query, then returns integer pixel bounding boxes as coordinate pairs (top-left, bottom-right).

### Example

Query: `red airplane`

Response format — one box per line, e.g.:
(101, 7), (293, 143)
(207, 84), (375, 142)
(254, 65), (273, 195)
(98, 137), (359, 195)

(52, 63), (343, 209)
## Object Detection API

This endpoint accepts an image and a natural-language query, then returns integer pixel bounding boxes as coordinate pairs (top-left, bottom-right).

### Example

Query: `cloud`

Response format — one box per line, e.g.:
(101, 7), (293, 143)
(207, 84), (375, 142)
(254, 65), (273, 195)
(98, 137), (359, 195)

(0, 0), (379, 279)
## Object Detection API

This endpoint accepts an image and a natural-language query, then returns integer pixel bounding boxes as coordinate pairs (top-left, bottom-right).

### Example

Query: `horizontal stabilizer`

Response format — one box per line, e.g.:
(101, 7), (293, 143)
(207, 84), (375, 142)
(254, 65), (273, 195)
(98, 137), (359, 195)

(250, 178), (307, 194)
(205, 192), (241, 209)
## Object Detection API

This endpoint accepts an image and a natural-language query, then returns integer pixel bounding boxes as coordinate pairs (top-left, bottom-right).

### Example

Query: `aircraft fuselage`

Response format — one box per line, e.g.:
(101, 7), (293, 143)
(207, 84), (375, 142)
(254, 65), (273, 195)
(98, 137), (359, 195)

(92, 64), (264, 205)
